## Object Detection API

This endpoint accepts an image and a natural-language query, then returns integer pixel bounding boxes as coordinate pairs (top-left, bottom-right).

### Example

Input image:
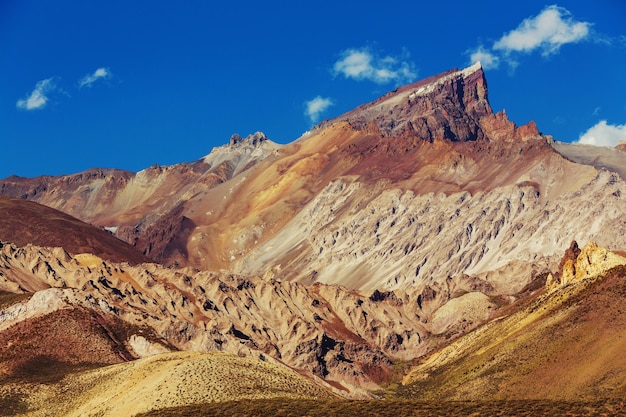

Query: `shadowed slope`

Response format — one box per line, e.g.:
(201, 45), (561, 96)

(0, 196), (150, 265)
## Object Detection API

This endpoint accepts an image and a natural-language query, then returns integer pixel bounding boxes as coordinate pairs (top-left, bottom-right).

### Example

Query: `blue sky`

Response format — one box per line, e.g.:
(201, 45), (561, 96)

(1, 1), (625, 178)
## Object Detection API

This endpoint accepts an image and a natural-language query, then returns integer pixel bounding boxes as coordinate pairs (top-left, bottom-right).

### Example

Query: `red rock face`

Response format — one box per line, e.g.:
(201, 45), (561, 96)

(337, 63), (493, 141)
(0, 196), (149, 265)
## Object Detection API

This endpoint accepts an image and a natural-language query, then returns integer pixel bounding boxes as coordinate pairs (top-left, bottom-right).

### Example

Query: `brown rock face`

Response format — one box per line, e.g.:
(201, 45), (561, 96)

(337, 63), (492, 141)
(480, 111), (540, 142)
(0, 196), (149, 267)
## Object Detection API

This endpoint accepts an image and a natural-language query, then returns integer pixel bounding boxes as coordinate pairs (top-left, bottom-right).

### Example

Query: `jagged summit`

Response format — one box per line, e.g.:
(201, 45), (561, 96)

(326, 61), (545, 146)
(206, 131), (279, 156)
(334, 62), (494, 141)
(229, 131), (270, 147)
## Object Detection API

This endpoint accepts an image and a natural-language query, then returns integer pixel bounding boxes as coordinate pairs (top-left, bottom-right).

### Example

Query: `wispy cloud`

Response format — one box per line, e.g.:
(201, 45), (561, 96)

(78, 67), (112, 88)
(577, 120), (626, 147)
(16, 78), (57, 110)
(468, 47), (501, 70)
(468, 5), (592, 70)
(305, 96), (334, 124)
(333, 47), (416, 85)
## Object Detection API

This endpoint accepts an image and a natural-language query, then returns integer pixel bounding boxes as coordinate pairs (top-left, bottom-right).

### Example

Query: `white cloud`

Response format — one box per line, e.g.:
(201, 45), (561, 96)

(78, 67), (112, 88)
(468, 46), (500, 70)
(494, 5), (590, 56)
(16, 78), (57, 110)
(577, 120), (626, 147)
(468, 6), (591, 69)
(333, 47), (416, 85)
(305, 96), (334, 123)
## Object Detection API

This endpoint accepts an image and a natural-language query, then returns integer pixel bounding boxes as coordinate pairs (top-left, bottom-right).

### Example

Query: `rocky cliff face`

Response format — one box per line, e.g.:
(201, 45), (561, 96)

(336, 63), (492, 140)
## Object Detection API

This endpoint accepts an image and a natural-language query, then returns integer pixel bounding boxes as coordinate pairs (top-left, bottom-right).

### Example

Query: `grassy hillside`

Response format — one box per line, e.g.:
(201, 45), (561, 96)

(137, 397), (626, 417)
(399, 264), (626, 400)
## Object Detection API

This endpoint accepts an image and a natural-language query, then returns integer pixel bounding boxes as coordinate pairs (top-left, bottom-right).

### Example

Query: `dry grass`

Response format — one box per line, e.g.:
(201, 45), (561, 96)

(137, 397), (626, 417)
(9, 351), (334, 417)
(0, 291), (30, 311)
(400, 265), (626, 401)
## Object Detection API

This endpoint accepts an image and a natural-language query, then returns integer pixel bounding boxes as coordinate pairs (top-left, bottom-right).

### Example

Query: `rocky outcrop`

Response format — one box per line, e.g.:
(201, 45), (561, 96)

(229, 131), (269, 147)
(479, 110), (541, 142)
(546, 241), (626, 290)
(337, 63), (491, 141)
(334, 62), (540, 145)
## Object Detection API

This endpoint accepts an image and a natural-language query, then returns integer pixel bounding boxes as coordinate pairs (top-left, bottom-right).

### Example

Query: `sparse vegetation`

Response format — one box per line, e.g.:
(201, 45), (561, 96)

(0, 392), (28, 416)
(0, 291), (30, 310)
(136, 398), (626, 417)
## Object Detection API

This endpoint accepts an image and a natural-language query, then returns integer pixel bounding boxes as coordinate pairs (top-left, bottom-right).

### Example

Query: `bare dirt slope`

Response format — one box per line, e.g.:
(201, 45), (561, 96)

(0, 196), (149, 266)
(551, 140), (626, 180)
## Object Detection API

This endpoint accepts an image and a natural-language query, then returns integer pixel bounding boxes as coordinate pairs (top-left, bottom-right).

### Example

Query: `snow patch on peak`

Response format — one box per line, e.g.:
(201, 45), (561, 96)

(408, 62), (483, 101)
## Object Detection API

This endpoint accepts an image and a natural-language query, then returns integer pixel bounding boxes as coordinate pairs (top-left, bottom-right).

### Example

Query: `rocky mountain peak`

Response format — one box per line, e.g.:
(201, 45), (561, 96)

(327, 62), (543, 145)
(336, 62), (492, 141)
(229, 131), (269, 147)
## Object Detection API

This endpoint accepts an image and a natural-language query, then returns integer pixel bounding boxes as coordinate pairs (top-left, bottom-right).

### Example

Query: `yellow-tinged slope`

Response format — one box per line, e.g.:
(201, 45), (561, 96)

(400, 242), (626, 400)
(19, 351), (334, 417)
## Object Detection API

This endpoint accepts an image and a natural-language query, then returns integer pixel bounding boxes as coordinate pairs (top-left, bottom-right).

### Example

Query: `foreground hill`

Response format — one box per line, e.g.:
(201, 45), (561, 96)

(1, 350), (333, 416)
(1, 241), (625, 414)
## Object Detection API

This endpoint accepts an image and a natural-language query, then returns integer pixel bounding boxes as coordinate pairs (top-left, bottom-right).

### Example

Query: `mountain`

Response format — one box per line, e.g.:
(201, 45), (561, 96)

(1, 63), (626, 412)
(2, 63), (625, 291)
